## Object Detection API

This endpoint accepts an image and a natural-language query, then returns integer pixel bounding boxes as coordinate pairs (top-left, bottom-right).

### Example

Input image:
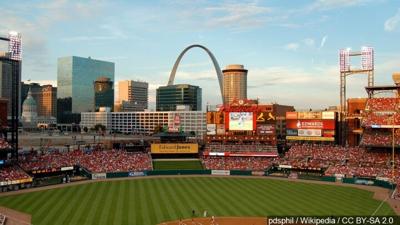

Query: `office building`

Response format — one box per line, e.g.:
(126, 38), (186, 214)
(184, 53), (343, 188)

(81, 111), (206, 137)
(223, 64), (247, 104)
(156, 84), (202, 111)
(116, 80), (148, 111)
(0, 52), (21, 118)
(94, 77), (114, 111)
(57, 56), (114, 123)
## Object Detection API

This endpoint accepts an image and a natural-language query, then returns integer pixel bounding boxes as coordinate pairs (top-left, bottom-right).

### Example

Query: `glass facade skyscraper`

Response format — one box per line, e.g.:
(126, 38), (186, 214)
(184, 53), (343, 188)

(156, 84), (202, 111)
(57, 56), (114, 123)
(94, 77), (114, 111)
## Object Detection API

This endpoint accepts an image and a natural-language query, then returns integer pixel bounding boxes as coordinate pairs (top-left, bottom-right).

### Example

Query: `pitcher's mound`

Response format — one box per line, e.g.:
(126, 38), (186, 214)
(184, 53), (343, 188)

(159, 217), (266, 225)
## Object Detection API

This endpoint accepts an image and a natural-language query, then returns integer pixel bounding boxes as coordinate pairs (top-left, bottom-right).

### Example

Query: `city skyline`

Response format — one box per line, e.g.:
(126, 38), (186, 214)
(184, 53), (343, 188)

(1, 0), (400, 109)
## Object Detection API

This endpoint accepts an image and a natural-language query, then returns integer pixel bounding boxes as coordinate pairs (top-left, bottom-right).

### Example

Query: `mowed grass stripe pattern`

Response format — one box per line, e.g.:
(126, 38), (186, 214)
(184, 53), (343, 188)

(152, 160), (203, 170)
(0, 177), (395, 225)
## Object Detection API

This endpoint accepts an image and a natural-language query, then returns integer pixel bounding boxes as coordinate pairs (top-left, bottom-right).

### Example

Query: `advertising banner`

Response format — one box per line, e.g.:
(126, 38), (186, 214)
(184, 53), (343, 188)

(211, 170), (230, 176)
(286, 112), (297, 120)
(257, 124), (275, 135)
(207, 124), (216, 135)
(286, 129), (298, 136)
(323, 130), (335, 137)
(61, 166), (74, 171)
(297, 112), (322, 119)
(92, 173), (107, 180)
(298, 129), (322, 137)
(128, 172), (145, 177)
(151, 143), (199, 154)
(216, 124), (225, 135)
(215, 112), (224, 124)
(251, 171), (265, 176)
(207, 112), (215, 124)
(322, 111), (335, 119)
(286, 120), (335, 130)
(286, 136), (334, 141)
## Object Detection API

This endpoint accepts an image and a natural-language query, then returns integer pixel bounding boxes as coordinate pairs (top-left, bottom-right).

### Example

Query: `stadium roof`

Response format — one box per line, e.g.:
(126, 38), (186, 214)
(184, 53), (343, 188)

(365, 85), (399, 97)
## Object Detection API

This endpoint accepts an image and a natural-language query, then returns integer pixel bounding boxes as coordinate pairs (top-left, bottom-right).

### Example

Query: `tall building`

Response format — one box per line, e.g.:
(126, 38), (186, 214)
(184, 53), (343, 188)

(0, 52), (21, 118)
(116, 80), (148, 111)
(41, 85), (57, 118)
(21, 82), (57, 118)
(223, 64), (247, 104)
(57, 56), (114, 123)
(156, 84), (202, 111)
(93, 77), (114, 111)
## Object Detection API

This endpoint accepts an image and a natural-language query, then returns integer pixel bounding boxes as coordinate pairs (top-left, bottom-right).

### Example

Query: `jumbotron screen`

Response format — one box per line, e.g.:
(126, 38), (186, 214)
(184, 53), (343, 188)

(229, 112), (253, 131)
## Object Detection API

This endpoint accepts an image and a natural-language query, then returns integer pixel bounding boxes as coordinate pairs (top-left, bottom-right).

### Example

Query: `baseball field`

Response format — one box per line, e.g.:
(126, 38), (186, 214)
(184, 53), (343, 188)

(0, 177), (395, 225)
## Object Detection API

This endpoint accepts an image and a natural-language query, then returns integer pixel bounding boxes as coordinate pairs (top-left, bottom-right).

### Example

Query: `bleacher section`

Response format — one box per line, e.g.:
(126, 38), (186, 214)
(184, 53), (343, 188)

(202, 156), (276, 171)
(206, 143), (277, 152)
(19, 150), (152, 173)
(0, 138), (10, 151)
(361, 129), (400, 147)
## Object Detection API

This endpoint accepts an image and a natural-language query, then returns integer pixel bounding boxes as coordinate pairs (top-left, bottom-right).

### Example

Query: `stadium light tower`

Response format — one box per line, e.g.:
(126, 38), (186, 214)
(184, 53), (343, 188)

(339, 46), (374, 146)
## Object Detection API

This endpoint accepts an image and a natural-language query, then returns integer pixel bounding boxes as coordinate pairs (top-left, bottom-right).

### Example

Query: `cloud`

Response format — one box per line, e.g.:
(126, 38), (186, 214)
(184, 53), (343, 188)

(384, 9), (400, 32)
(204, 2), (271, 30)
(319, 35), (328, 49)
(303, 38), (315, 47)
(284, 43), (299, 51)
(307, 0), (369, 11)
(0, 0), (106, 80)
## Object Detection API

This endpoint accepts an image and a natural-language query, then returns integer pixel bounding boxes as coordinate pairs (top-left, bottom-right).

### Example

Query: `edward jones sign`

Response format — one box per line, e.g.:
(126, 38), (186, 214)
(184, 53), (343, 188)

(286, 120), (335, 130)
(151, 143), (199, 154)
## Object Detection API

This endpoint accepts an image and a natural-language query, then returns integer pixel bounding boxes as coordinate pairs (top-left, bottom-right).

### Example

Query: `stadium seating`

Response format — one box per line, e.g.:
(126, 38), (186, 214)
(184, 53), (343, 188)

(0, 166), (31, 182)
(202, 156), (276, 170)
(18, 149), (152, 173)
(282, 144), (400, 182)
(365, 98), (400, 111)
(76, 150), (152, 173)
(0, 138), (11, 150)
(361, 129), (400, 147)
(206, 143), (277, 152)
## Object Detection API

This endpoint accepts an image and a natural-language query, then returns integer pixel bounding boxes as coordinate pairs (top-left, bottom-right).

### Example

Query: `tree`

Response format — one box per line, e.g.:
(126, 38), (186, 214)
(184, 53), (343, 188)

(153, 124), (163, 134)
(93, 124), (106, 132)
(83, 127), (88, 133)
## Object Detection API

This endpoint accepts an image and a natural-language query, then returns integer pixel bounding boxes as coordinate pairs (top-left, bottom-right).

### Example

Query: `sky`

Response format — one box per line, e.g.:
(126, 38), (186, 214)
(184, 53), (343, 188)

(0, 0), (400, 110)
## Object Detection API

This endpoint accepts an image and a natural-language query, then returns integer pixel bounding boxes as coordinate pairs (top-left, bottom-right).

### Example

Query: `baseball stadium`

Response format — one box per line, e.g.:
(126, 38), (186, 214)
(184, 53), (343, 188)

(0, 43), (400, 225)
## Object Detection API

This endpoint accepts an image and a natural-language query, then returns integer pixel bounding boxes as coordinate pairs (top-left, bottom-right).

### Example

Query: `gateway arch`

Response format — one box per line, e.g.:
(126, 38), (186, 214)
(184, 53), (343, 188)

(167, 44), (224, 104)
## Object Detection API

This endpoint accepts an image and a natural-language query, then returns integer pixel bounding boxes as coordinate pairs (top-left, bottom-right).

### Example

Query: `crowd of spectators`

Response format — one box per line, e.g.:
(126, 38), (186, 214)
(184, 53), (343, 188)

(365, 98), (399, 111)
(362, 112), (400, 127)
(0, 166), (31, 182)
(18, 149), (152, 173)
(281, 144), (399, 179)
(202, 156), (276, 170)
(280, 144), (353, 170)
(0, 138), (10, 150)
(76, 150), (152, 173)
(206, 143), (277, 152)
(361, 129), (400, 147)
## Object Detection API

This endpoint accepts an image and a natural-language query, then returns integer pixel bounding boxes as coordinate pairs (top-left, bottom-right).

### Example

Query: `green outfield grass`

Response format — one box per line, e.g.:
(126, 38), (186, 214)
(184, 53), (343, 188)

(0, 177), (395, 225)
(153, 160), (204, 170)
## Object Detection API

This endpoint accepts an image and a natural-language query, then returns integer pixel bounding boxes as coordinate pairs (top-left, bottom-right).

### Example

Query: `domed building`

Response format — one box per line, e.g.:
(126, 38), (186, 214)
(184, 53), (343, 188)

(21, 89), (38, 127)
